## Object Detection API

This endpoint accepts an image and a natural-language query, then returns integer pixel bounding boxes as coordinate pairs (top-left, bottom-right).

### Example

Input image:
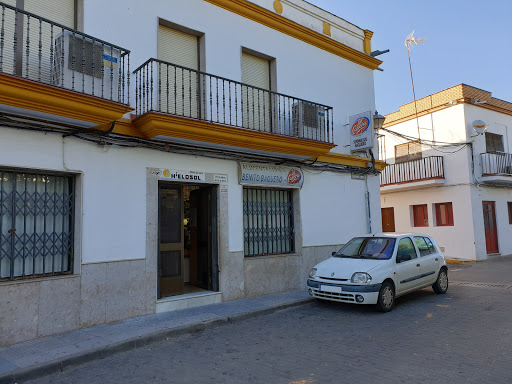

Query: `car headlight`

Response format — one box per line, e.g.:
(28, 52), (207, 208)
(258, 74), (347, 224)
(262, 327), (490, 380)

(351, 272), (372, 284)
(309, 268), (317, 279)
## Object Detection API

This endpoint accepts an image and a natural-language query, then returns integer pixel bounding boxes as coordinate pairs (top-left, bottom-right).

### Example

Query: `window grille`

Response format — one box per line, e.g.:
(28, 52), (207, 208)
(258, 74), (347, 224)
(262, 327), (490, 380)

(485, 133), (504, 153)
(243, 188), (294, 257)
(0, 169), (74, 281)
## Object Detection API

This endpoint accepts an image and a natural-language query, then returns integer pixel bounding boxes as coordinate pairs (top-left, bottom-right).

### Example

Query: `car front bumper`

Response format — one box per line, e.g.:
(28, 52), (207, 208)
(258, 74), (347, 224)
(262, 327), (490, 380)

(307, 279), (381, 305)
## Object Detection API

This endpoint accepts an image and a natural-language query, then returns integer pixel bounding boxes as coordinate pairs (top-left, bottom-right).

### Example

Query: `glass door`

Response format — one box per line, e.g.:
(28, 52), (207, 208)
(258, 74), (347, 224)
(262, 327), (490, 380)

(158, 184), (184, 298)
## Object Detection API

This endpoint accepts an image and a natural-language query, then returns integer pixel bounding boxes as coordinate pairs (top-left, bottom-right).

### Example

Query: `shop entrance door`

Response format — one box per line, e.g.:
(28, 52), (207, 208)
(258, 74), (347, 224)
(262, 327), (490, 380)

(158, 182), (218, 299)
(482, 201), (499, 254)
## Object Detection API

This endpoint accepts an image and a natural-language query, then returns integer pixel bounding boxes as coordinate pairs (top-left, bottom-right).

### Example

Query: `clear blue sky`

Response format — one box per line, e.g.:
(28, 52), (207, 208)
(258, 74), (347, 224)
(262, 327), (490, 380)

(308, 0), (512, 115)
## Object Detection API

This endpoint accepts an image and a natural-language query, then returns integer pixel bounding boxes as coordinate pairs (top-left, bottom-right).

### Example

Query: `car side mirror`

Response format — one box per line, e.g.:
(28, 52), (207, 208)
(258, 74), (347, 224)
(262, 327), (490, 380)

(332, 251), (336, 256)
(396, 253), (411, 263)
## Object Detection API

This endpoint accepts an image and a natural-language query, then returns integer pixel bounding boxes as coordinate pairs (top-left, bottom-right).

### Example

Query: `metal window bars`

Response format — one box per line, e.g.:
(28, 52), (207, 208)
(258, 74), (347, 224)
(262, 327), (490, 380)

(133, 58), (334, 143)
(0, 2), (130, 104)
(0, 169), (74, 281)
(380, 156), (444, 186)
(243, 188), (294, 257)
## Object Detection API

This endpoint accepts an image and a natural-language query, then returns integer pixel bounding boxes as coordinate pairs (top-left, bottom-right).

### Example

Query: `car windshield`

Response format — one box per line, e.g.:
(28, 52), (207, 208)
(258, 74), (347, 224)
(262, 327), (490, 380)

(335, 237), (396, 260)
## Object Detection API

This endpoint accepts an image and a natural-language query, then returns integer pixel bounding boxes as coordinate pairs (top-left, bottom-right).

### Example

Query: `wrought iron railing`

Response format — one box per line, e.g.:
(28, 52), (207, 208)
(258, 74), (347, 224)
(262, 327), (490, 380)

(0, 2), (130, 104)
(481, 152), (512, 176)
(380, 156), (444, 186)
(133, 58), (334, 143)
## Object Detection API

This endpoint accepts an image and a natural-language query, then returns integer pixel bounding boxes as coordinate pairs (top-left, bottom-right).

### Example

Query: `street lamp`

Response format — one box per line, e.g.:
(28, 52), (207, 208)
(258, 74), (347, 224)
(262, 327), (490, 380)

(373, 111), (385, 130)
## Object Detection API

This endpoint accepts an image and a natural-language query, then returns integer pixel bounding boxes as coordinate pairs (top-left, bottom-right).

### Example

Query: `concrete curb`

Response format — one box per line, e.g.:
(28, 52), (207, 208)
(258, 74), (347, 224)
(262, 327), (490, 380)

(0, 297), (313, 384)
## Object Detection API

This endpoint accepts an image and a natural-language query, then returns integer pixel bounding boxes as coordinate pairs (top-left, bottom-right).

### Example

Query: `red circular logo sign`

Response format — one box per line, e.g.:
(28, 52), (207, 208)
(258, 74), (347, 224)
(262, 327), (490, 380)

(351, 117), (369, 136)
(287, 170), (302, 185)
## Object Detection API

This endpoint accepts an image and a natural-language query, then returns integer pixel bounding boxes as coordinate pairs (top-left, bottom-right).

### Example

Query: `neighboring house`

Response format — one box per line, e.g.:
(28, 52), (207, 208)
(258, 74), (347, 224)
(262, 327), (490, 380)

(0, 0), (385, 346)
(379, 84), (512, 262)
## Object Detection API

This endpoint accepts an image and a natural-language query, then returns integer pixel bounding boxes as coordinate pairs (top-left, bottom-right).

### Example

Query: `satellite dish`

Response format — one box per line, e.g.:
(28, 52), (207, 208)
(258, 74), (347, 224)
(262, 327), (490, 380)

(472, 120), (487, 135)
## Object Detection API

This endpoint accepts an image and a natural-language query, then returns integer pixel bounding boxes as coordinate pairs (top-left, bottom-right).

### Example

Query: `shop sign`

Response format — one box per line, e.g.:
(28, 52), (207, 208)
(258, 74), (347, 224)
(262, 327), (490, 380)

(161, 169), (205, 182)
(238, 162), (304, 188)
(349, 111), (373, 152)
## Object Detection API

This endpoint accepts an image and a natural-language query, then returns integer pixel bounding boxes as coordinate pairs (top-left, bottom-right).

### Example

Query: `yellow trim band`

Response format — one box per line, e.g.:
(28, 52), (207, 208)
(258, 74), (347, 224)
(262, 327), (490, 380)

(315, 152), (387, 171)
(134, 112), (336, 157)
(0, 73), (132, 125)
(204, 0), (381, 70)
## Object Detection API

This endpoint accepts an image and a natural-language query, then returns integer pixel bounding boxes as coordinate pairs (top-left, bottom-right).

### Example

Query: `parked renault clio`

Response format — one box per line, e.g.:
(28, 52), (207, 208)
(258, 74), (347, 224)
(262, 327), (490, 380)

(307, 234), (448, 312)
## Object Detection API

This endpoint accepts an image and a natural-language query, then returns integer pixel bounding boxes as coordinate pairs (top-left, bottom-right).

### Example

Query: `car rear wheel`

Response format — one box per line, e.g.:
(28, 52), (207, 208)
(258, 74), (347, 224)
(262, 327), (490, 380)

(376, 281), (395, 312)
(432, 268), (448, 294)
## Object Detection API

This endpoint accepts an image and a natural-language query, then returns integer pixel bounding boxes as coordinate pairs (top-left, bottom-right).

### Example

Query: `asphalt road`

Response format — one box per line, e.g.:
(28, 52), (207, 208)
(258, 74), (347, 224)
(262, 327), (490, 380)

(27, 257), (512, 384)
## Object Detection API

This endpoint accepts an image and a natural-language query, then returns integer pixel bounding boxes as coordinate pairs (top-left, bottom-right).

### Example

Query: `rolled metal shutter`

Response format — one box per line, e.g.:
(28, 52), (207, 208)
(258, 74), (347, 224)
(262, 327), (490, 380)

(24, 0), (75, 28)
(157, 25), (199, 117)
(241, 53), (270, 131)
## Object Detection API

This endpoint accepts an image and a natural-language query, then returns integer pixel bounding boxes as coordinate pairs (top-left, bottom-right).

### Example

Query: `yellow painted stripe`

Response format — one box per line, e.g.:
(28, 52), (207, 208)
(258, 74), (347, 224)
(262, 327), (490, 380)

(203, 0), (381, 70)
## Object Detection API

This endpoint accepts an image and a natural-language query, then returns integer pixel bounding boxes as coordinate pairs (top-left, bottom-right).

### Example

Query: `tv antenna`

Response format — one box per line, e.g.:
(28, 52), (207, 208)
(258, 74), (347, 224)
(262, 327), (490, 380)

(405, 30), (425, 144)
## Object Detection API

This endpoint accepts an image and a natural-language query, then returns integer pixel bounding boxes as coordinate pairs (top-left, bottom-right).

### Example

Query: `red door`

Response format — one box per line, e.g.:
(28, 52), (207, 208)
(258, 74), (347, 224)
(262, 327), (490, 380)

(381, 207), (395, 232)
(482, 201), (499, 254)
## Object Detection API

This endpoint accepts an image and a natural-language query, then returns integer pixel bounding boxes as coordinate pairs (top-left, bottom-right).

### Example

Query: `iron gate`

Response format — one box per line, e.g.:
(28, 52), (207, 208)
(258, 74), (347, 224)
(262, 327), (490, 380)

(0, 169), (74, 281)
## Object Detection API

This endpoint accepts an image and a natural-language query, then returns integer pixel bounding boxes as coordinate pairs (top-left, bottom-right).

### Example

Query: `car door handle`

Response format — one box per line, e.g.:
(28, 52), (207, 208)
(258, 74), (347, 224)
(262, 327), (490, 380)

(416, 264), (421, 267)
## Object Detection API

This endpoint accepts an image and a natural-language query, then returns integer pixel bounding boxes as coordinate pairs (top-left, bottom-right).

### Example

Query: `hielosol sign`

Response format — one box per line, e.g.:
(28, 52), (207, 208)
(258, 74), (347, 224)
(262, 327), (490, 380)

(349, 111), (373, 152)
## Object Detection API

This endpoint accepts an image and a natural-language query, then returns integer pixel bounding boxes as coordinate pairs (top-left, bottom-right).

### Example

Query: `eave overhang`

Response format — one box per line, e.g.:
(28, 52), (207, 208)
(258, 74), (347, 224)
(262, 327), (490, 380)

(0, 73), (133, 126)
(315, 153), (387, 171)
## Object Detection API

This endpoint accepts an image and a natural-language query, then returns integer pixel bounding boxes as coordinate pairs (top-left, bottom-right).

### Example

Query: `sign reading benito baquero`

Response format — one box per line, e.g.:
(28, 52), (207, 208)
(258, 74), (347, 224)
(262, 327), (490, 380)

(238, 162), (304, 188)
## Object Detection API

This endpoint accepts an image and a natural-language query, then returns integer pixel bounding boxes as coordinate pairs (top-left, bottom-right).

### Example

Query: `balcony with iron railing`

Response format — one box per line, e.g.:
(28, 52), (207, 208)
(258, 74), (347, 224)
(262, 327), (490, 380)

(480, 152), (512, 186)
(131, 58), (336, 158)
(0, 2), (132, 126)
(380, 156), (445, 190)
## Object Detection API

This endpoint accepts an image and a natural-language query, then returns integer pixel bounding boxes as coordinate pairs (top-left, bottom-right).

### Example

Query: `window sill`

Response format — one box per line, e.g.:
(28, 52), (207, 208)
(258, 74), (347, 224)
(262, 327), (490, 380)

(0, 273), (79, 286)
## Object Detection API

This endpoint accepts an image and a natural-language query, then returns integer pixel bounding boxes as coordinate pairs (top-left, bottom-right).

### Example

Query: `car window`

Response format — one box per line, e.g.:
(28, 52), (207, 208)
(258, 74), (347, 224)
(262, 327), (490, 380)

(424, 237), (437, 253)
(335, 237), (396, 260)
(414, 236), (431, 256)
(396, 237), (417, 261)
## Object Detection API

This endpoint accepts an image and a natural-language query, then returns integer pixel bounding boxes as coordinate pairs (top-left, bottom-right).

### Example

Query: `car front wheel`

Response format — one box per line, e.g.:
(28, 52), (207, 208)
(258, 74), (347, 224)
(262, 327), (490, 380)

(376, 281), (395, 312)
(432, 268), (449, 294)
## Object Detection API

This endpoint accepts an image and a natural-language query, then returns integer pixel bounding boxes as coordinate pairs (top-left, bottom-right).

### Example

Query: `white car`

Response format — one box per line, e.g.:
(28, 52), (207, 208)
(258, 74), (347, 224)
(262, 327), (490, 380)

(307, 234), (448, 312)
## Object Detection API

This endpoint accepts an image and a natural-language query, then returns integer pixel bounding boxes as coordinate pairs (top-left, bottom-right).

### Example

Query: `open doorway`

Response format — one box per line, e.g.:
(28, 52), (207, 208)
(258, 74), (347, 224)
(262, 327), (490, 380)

(158, 182), (218, 299)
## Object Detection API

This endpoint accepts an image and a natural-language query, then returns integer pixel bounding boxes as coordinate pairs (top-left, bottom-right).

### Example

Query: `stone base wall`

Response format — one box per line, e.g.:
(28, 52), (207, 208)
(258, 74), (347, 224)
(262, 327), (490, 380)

(243, 244), (342, 297)
(0, 259), (156, 347)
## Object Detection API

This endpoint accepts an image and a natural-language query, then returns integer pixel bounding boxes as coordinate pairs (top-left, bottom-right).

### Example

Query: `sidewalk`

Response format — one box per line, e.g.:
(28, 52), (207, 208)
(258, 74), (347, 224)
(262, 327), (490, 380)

(0, 290), (312, 384)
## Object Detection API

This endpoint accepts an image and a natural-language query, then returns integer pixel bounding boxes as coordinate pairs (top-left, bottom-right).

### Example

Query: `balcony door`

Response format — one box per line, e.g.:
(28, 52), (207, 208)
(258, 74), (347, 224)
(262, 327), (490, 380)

(482, 201), (499, 254)
(157, 24), (199, 118)
(241, 52), (271, 132)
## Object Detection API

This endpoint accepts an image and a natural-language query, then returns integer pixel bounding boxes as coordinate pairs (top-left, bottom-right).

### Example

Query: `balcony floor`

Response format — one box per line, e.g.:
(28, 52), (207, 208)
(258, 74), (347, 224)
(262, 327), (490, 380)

(381, 178), (446, 193)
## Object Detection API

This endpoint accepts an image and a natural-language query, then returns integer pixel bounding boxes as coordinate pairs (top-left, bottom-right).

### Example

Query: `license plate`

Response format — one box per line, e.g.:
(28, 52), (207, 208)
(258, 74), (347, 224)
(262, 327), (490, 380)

(319, 285), (342, 293)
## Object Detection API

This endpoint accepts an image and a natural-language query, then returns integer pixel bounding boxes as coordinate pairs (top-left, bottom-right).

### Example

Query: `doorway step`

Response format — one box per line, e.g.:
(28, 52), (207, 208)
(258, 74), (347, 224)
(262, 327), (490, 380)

(156, 291), (222, 313)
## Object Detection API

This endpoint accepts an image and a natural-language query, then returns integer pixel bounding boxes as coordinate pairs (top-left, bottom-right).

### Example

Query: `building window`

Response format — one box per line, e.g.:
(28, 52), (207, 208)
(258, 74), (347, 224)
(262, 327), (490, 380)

(434, 202), (454, 226)
(243, 188), (294, 257)
(508, 202), (512, 224)
(485, 133), (504, 153)
(412, 204), (428, 227)
(0, 169), (74, 281)
(395, 141), (422, 163)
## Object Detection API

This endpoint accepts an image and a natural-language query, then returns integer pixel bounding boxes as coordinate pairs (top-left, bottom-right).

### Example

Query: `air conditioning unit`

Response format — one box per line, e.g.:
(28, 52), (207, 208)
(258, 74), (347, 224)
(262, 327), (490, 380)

(292, 101), (327, 140)
(53, 30), (121, 101)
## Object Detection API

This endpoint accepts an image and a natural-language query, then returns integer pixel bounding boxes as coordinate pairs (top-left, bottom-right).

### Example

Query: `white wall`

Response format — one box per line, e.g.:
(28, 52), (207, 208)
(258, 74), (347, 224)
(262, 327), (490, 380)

(82, 0), (376, 154)
(381, 185), (476, 260)
(301, 171), (380, 246)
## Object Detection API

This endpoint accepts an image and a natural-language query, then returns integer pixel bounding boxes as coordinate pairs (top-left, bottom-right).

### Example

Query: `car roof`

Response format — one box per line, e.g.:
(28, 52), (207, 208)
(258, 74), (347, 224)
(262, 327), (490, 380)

(353, 233), (432, 239)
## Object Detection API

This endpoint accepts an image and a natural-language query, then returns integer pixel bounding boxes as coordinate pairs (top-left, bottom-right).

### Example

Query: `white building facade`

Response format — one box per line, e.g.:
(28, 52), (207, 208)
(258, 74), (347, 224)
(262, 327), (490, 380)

(0, 0), (385, 346)
(379, 84), (512, 262)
